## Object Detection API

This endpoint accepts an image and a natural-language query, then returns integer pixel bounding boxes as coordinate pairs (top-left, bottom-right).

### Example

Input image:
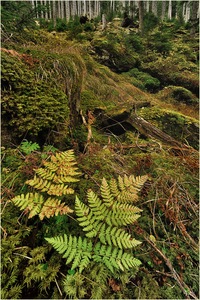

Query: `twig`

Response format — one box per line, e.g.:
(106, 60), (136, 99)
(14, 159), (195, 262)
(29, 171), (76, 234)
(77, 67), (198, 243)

(55, 278), (63, 297)
(144, 236), (198, 299)
(13, 253), (32, 260)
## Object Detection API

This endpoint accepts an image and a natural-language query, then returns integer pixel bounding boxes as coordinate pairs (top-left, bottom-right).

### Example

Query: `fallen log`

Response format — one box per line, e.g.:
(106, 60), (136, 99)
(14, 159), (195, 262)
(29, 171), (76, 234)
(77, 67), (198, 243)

(127, 114), (190, 149)
(96, 108), (194, 150)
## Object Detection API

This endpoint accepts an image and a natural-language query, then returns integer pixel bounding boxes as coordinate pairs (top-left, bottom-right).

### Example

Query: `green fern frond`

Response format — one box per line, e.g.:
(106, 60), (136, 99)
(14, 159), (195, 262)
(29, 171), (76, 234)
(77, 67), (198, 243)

(45, 235), (92, 273)
(75, 175), (146, 247)
(75, 196), (100, 238)
(105, 209), (141, 226)
(100, 178), (114, 205)
(46, 235), (141, 274)
(12, 193), (44, 218)
(99, 225), (141, 249)
(93, 242), (141, 272)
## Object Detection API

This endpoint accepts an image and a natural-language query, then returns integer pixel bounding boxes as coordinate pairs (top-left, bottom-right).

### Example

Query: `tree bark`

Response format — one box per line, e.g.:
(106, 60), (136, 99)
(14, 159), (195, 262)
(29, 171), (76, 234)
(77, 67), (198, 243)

(138, 0), (144, 34)
(65, 0), (70, 21)
(102, 13), (107, 30)
(52, 1), (56, 27)
(152, 0), (157, 16)
(161, 1), (166, 20)
(168, 0), (172, 20)
(190, 0), (199, 35)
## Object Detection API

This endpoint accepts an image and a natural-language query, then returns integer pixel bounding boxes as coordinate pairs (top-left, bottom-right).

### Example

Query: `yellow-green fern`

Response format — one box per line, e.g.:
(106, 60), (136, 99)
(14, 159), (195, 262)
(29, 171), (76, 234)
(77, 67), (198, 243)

(12, 150), (79, 219)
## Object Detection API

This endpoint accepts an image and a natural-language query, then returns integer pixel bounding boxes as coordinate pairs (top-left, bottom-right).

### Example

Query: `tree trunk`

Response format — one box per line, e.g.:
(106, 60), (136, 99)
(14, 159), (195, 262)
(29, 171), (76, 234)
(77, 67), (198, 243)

(161, 1), (166, 20)
(72, 0), (77, 17)
(190, 0), (199, 35)
(77, 0), (82, 17)
(83, 0), (87, 16)
(88, 0), (92, 19)
(60, 1), (64, 19)
(52, 1), (56, 27)
(138, 0), (144, 34)
(102, 13), (107, 30)
(65, 0), (70, 21)
(185, 1), (191, 22)
(127, 114), (189, 149)
(152, 0), (157, 16)
(146, 0), (150, 13)
(168, 0), (172, 19)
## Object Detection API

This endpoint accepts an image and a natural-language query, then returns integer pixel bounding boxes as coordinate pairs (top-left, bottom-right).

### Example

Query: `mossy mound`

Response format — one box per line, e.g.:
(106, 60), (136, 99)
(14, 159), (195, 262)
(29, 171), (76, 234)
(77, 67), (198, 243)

(1, 50), (69, 144)
(157, 86), (199, 105)
(141, 55), (199, 96)
(122, 68), (160, 92)
(138, 107), (199, 149)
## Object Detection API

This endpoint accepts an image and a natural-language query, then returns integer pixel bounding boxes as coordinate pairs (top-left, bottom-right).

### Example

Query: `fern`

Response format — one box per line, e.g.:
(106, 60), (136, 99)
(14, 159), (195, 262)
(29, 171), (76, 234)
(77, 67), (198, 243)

(20, 140), (40, 155)
(110, 175), (148, 202)
(46, 174), (147, 273)
(12, 192), (73, 220)
(46, 235), (93, 273)
(12, 150), (79, 219)
(75, 176), (146, 248)
(46, 235), (141, 274)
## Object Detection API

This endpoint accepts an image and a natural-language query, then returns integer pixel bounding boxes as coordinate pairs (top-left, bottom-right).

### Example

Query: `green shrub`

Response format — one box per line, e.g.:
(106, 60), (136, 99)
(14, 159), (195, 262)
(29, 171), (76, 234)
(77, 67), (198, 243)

(92, 38), (140, 72)
(125, 68), (160, 92)
(143, 12), (159, 33)
(56, 18), (68, 32)
(124, 34), (144, 52)
(84, 21), (94, 32)
(148, 31), (172, 55)
(66, 17), (83, 38)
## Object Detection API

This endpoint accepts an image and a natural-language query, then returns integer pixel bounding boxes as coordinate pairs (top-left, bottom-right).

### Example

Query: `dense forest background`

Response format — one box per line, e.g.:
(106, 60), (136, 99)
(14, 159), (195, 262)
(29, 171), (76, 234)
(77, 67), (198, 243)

(1, 1), (199, 299)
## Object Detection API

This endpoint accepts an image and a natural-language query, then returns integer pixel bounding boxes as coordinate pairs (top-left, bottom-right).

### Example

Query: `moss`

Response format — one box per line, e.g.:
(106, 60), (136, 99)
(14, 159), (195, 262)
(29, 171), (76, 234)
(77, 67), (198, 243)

(91, 37), (140, 72)
(141, 55), (199, 96)
(80, 90), (105, 113)
(1, 51), (69, 143)
(134, 271), (161, 299)
(138, 107), (199, 149)
(123, 68), (160, 92)
(157, 85), (199, 105)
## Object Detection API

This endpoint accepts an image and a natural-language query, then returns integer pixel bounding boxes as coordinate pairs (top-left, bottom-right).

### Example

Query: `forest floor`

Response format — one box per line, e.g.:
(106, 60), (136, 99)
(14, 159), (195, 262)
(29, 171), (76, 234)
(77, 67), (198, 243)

(1, 20), (199, 299)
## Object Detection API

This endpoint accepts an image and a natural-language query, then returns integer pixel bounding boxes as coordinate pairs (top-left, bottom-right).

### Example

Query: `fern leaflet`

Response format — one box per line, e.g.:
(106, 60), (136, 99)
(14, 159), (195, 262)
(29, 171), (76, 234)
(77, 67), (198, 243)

(45, 236), (141, 273)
